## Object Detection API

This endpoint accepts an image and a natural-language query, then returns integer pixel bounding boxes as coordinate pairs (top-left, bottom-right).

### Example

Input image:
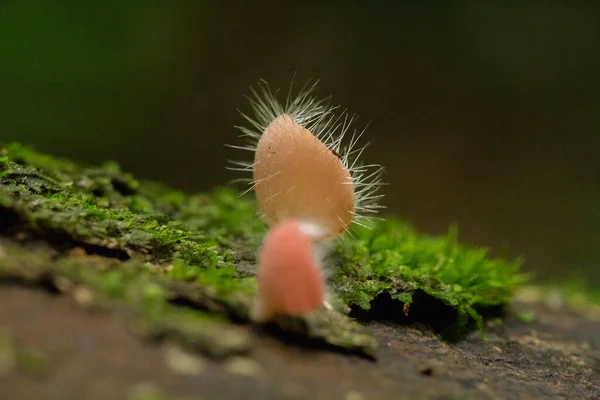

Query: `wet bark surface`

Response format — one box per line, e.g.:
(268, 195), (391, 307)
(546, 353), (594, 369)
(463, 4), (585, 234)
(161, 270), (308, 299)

(2, 284), (598, 400)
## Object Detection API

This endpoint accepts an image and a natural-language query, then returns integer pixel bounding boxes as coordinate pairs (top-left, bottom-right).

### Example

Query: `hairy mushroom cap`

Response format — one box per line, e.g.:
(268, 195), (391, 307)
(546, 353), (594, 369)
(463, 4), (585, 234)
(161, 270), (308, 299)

(253, 115), (354, 240)
(230, 79), (385, 241)
(251, 219), (325, 322)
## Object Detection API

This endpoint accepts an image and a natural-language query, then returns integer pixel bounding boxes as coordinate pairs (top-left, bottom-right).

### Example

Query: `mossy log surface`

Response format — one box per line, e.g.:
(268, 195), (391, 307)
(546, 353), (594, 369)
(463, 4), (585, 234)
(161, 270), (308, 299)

(2, 143), (599, 399)
(0, 143), (379, 358)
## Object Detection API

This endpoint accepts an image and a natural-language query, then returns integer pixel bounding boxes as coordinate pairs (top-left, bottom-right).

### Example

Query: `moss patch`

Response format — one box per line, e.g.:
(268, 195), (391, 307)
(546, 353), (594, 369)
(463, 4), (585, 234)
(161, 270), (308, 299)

(0, 143), (526, 356)
(0, 242), (255, 359)
(333, 222), (526, 338)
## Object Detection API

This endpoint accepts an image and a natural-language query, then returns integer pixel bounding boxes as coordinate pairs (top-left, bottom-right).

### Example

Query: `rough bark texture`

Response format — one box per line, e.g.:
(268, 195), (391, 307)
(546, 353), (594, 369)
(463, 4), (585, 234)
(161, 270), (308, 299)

(1, 143), (599, 399)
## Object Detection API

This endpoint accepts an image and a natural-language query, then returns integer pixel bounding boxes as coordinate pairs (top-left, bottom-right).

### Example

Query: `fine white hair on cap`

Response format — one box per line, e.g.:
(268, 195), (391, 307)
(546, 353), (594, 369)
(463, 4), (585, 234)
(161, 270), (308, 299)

(228, 77), (385, 240)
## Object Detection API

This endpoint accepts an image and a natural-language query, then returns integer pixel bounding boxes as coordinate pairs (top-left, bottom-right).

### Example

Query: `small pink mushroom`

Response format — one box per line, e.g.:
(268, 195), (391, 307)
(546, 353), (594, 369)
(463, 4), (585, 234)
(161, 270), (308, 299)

(251, 219), (325, 322)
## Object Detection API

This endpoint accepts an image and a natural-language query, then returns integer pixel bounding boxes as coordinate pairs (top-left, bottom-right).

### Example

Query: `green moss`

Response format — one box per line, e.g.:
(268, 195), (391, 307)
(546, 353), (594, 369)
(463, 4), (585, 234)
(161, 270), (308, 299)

(516, 311), (536, 323)
(0, 242), (254, 359)
(2, 142), (80, 180)
(0, 142), (526, 355)
(334, 221), (526, 337)
(273, 310), (378, 358)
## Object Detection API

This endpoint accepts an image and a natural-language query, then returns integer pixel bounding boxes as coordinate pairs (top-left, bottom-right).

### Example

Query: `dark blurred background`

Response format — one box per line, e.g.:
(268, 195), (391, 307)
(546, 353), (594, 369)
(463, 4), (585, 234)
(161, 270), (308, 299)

(1, 2), (599, 285)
